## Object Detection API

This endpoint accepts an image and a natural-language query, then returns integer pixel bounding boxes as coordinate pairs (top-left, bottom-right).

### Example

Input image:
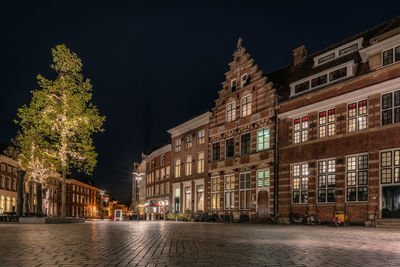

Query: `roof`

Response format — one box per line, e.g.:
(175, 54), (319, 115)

(268, 16), (400, 102)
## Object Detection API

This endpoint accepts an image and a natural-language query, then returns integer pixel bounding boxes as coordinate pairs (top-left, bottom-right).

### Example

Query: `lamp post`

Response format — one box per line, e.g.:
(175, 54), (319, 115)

(132, 172), (144, 218)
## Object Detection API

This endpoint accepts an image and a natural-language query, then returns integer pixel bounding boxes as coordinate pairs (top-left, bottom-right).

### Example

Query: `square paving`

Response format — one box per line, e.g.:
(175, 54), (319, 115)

(0, 221), (399, 266)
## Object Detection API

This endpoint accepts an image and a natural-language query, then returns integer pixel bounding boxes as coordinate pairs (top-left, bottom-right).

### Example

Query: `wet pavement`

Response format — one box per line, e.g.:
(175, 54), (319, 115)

(0, 220), (399, 266)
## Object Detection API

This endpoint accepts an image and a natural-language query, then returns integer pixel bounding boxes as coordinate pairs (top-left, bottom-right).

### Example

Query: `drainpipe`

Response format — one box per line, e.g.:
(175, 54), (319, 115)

(274, 98), (279, 214)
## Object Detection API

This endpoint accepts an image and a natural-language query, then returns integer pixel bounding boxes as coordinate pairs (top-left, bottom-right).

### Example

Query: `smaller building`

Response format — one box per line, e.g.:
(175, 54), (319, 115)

(0, 154), (18, 214)
(167, 112), (210, 214)
(144, 143), (171, 220)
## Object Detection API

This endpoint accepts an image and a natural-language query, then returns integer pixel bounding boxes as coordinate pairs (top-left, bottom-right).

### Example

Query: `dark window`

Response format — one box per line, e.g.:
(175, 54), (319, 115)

(383, 49), (394, 66)
(231, 80), (237, 92)
(317, 53), (335, 64)
(212, 143), (220, 161)
(329, 67), (347, 81)
(226, 138), (235, 158)
(294, 81), (310, 94)
(382, 90), (400, 125)
(395, 46), (400, 62)
(240, 133), (251, 155)
(339, 43), (358, 56)
(311, 74), (328, 88)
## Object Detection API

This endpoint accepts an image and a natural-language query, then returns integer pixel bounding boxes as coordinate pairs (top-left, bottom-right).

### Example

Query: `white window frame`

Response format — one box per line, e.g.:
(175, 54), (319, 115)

(175, 139), (181, 152)
(382, 45), (400, 66)
(197, 129), (205, 145)
(224, 174), (235, 210)
(313, 38), (363, 66)
(175, 159), (181, 178)
(292, 163), (309, 204)
(317, 159), (336, 203)
(197, 152), (204, 174)
(186, 135), (193, 149)
(318, 108), (336, 139)
(241, 73), (248, 88)
(257, 127), (270, 151)
(345, 153), (369, 202)
(211, 176), (220, 210)
(347, 99), (368, 133)
(381, 89), (400, 126)
(226, 101), (236, 122)
(240, 94), (252, 117)
(380, 148), (400, 185)
(185, 155), (192, 176)
(239, 172), (251, 210)
(293, 116), (308, 144)
(257, 169), (270, 187)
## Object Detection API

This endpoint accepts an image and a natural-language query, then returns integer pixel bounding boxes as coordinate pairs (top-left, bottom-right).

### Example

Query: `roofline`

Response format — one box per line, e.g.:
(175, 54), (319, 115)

(147, 143), (171, 160)
(167, 111), (211, 138)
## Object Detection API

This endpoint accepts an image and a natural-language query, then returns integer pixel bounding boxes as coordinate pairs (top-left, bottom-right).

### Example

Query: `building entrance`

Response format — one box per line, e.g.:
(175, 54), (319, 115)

(382, 186), (400, 218)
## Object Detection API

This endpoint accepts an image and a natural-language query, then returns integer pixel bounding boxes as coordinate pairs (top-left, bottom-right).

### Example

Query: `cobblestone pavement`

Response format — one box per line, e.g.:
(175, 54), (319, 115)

(0, 221), (400, 267)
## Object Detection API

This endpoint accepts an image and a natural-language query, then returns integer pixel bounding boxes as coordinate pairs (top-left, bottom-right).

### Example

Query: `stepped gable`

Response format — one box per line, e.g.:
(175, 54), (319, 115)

(215, 37), (270, 104)
(268, 16), (400, 102)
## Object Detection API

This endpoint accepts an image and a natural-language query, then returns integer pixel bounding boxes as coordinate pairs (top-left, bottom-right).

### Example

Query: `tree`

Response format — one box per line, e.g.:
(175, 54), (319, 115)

(14, 44), (105, 218)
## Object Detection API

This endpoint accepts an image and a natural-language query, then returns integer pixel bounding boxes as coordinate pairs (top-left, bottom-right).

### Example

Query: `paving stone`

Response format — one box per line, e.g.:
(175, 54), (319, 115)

(0, 221), (400, 266)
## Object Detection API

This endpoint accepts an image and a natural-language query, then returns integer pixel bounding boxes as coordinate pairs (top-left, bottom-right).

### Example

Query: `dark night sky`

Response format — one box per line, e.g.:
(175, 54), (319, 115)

(0, 1), (398, 201)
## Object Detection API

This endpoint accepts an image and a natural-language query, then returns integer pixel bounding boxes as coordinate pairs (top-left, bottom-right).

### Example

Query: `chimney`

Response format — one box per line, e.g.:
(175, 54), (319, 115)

(293, 45), (307, 66)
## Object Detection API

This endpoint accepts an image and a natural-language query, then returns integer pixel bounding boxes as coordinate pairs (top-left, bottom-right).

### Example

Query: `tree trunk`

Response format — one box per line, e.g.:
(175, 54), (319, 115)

(61, 168), (66, 218)
(36, 183), (42, 215)
(16, 170), (25, 216)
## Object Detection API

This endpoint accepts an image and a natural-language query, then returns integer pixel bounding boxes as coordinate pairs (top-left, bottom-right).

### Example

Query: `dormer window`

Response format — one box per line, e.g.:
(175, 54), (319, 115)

(318, 53), (335, 64)
(383, 46), (400, 66)
(241, 74), (248, 87)
(231, 80), (237, 92)
(314, 38), (362, 67)
(295, 81), (310, 94)
(329, 67), (347, 82)
(311, 74), (327, 88)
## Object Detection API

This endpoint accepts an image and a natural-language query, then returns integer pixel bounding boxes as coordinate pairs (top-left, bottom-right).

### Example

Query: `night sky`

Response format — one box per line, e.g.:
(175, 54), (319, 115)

(0, 1), (398, 201)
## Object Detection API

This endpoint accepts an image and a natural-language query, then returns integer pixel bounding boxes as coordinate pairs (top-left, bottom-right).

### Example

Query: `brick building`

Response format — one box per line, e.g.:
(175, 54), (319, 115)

(0, 154), (18, 214)
(208, 39), (276, 221)
(270, 17), (400, 222)
(167, 112), (210, 214)
(144, 143), (171, 220)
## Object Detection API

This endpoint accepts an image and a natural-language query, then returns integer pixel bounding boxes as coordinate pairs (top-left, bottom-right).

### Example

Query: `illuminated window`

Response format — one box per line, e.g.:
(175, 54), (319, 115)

(292, 163), (308, 204)
(257, 128), (270, 151)
(226, 102), (236, 122)
(381, 150), (400, 184)
(224, 175), (235, 210)
(211, 177), (220, 210)
(293, 116), (308, 144)
(197, 152), (204, 174)
(186, 135), (193, 149)
(241, 95), (252, 117)
(348, 100), (367, 132)
(346, 154), (368, 201)
(317, 159), (336, 203)
(197, 129), (205, 145)
(382, 90), (400, 125)
(319, 109), (336, 138)
(257, 169), (270, 187)
(175, 139), (181, 152)
(239, 173), (251, 210)
(175, 159), (181, 178)
(185, 155), (192, 176)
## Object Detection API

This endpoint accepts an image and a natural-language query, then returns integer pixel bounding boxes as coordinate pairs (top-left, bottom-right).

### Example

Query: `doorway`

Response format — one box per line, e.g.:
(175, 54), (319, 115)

(257, 191), (269, 218)
(382, 186), (400, 218)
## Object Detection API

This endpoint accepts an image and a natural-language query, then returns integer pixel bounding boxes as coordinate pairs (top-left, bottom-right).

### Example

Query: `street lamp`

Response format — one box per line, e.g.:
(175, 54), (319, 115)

(132, 172), (145, 217)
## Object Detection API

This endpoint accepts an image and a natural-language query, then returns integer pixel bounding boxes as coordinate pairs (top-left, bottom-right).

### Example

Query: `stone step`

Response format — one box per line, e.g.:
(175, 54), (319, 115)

(376, 219), (400, 228)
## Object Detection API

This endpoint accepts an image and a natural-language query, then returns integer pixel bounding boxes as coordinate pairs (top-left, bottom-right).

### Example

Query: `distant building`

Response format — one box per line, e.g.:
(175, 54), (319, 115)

(144, 143), (171, 220)
(0, 154), (18, 214)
